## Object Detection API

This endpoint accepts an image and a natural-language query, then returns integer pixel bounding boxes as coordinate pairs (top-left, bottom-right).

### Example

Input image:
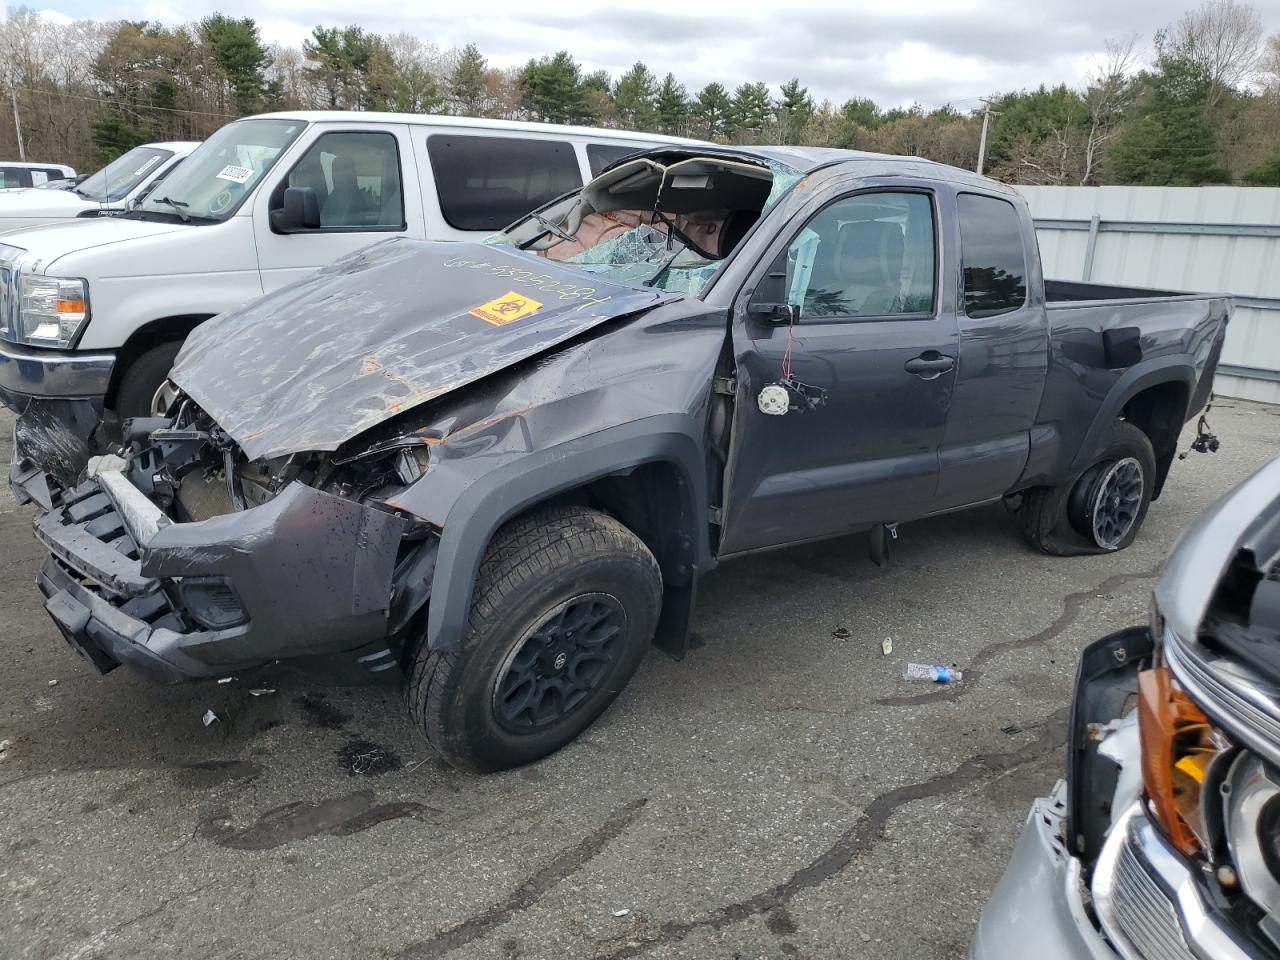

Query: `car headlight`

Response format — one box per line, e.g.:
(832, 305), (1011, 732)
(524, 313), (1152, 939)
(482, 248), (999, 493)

(16, 274), (90, 347)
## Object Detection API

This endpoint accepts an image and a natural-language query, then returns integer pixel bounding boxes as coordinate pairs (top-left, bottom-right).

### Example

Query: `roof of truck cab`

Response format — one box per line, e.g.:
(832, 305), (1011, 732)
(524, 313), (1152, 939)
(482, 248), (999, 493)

(244, 111), (707, 145)
(625, 143), (1022, 195)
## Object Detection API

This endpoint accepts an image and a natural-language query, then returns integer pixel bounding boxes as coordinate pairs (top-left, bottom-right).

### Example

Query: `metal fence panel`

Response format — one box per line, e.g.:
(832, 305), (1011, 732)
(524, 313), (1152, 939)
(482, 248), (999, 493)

(1018, 185), (1280, 405)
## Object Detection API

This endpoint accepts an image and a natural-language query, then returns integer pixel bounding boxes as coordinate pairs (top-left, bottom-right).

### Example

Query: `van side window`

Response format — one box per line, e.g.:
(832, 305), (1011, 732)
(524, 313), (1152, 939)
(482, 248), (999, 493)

(0, 168), (29, 188)
(427, 135), (581, 231)
(586, 143), (639, 177)
(957, 193), (1027, 318)
(282, 131), (404, 230)
(778, 192), (936, 320)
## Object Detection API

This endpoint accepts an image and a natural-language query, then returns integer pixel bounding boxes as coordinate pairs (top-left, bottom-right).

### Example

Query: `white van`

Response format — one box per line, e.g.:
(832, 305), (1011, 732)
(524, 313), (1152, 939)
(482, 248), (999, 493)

(0, 162), (76, 189)
(0, 142), (198, 234)
(0, 113), (700, 421)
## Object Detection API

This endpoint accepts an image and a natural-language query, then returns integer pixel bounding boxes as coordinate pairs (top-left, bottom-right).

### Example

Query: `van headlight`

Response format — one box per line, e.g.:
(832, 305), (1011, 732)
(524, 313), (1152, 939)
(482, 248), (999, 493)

(17, 274), (90, 347)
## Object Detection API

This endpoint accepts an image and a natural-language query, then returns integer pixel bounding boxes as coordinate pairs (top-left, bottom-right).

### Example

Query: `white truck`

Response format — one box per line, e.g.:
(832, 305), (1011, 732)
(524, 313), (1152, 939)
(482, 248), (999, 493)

(0, 113), (700, 439)
(0, 161), (77, 189)
(0, 143), (197, 234)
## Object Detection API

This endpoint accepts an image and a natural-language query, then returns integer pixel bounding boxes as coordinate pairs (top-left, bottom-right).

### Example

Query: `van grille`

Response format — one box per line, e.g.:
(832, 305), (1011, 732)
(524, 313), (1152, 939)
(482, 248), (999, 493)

(0, 263), (12, 337)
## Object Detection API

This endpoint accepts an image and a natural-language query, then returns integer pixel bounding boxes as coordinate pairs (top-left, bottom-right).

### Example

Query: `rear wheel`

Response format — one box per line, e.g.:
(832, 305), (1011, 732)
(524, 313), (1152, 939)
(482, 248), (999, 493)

(405, 506), (662, 772)
(1020, 421), (1155, 555)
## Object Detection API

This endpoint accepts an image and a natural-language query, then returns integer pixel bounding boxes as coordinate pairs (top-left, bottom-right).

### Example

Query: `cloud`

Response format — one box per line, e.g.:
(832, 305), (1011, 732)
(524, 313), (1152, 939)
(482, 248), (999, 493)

(31, 0), (1280, 109)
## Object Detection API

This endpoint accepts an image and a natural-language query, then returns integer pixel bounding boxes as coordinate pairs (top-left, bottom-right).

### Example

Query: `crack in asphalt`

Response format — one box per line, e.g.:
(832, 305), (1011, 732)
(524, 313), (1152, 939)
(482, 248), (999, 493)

(873, 567), (1159, 708)
(586, 708), (1069, 959)
(397, 797), (648, 959)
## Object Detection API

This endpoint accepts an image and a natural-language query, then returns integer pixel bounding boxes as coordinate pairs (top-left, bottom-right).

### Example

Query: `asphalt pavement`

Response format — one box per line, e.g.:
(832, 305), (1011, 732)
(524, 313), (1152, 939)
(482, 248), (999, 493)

(2, 399), (1277, 960)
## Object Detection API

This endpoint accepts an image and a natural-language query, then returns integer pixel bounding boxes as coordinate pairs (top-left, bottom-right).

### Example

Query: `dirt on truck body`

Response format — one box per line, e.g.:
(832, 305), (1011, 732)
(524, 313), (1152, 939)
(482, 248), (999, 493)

(12, 146), (1229, 771)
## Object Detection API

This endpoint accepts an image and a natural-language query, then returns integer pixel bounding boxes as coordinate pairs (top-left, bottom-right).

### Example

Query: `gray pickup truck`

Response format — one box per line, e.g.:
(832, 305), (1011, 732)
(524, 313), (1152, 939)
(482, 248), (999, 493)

(13, 146), (1229, 771)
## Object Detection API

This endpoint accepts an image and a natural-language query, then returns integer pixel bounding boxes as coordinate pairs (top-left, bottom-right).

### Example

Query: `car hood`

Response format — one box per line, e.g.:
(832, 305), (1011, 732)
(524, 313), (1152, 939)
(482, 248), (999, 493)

(0, 215), (191, 270)
(1156, 453), (1280, 642)
(0, 188), (96, 218)
(170, 238), (679, 461)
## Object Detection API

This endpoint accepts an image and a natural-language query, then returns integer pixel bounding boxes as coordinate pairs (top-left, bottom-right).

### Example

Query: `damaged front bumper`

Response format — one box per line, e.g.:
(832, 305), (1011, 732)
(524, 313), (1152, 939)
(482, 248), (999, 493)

(24, 456), (435, 683)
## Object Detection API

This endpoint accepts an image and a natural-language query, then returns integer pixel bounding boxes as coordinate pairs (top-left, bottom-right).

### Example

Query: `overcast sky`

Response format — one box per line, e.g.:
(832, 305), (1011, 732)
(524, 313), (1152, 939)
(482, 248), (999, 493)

(37, 0), (1280, 109)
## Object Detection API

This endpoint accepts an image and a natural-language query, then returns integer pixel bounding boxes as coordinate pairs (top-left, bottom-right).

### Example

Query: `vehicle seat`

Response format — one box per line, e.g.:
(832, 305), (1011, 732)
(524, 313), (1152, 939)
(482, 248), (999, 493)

(835, 220), (904, 315)
(322, 156), (373, 227)
(719, 209), (760, 257)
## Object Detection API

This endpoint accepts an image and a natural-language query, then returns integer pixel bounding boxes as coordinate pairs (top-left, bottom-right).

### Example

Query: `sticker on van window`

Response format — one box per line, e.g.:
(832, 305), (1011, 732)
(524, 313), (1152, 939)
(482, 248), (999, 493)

(31, 171), (48, 186)
(215, 164), (254, 184)
(134, 156), (162, 177)
(469, 291), (544, 326)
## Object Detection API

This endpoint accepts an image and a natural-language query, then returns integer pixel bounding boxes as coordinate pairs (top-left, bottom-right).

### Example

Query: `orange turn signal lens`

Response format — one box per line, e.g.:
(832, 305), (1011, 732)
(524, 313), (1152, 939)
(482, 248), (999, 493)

(56, 299), (86, 315)
(1138, 666), (1214, 855)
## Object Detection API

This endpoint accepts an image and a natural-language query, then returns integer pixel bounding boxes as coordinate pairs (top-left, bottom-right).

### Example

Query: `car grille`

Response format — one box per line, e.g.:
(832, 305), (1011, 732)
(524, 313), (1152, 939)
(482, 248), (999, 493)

(1109, 832), (1194, 960)
(1165, 628), (1280, 772)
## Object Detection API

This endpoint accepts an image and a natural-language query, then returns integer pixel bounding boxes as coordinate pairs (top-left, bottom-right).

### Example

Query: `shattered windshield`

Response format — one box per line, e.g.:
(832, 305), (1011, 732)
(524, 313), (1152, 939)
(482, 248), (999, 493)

(491, 154), (803, 296)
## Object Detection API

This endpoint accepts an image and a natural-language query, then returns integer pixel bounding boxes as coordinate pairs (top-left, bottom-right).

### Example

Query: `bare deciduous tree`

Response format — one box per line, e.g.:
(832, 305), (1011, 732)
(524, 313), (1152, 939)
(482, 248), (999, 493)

(1171, 0), (1265, 105)
(1082, 35), (1140, 184)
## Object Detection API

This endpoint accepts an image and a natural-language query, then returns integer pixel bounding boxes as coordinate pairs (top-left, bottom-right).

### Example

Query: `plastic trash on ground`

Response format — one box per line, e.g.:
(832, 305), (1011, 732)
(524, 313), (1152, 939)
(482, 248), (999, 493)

(903, 663), (963, 683)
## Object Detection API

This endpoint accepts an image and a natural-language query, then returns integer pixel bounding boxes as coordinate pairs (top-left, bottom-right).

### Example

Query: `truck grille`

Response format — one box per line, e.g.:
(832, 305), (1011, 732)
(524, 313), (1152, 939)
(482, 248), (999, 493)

(34, 479), (184, 632)
(1109, 833), (1194, 960)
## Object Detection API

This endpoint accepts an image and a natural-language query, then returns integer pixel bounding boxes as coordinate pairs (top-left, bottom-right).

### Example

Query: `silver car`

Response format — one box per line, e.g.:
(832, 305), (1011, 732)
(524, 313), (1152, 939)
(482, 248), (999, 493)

(973, 454), (1280, 960)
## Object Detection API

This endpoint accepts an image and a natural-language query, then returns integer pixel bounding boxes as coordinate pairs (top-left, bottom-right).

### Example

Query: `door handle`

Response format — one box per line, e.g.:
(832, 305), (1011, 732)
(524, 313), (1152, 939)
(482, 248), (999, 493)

(904, 353), (955, 378)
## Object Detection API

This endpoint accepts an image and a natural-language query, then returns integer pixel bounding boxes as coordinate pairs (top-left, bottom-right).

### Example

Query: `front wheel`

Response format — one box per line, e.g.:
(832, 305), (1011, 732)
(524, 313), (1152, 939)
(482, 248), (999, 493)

(1020, 421), (1156, 556)
(404, 506), (662, 772)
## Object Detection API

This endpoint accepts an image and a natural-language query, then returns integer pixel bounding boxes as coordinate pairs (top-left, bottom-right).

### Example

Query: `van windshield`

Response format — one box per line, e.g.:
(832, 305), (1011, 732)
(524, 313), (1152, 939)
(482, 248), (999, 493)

(135, 119), (304, 222)
(75, 146), (174, 203)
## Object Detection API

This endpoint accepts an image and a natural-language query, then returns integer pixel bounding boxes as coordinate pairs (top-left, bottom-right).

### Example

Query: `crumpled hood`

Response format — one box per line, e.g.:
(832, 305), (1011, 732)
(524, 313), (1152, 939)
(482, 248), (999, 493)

(170, 238), (678, 461)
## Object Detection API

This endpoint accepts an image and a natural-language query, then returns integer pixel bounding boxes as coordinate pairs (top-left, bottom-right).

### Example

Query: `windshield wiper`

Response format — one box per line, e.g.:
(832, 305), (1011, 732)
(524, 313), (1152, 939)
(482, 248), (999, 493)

(153, 196), (191, 223)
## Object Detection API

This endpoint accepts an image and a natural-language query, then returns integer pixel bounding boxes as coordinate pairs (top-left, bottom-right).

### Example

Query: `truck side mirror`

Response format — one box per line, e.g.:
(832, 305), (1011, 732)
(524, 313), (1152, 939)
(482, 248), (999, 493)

(271, 186), (321, 233)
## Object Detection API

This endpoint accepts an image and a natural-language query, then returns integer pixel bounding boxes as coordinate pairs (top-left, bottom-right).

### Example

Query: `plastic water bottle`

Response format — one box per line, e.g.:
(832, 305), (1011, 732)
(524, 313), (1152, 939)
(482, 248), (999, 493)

(903, 663), (963, 683)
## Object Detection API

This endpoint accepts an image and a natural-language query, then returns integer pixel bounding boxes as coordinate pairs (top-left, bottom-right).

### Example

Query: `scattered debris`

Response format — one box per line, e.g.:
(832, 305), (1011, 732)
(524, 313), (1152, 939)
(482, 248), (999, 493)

(0, 739), (10, 761)
(47, 679), (58, 687)
(337, 739), (402, 777)
(903, 663), (963, 683)
(831, 627), (851, 640)
(249, 688), (276, 697)
(881, 637), (893, 656)
(202, 709), (219, 726)
(217, 677), (235, 684)
(1001, 724), (1023, 736)
(612, 909), (631, 918)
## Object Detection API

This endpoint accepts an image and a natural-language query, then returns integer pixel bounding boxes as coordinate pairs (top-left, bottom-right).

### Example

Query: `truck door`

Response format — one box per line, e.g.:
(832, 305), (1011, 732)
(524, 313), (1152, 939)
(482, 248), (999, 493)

(932, 192), (1048, 510)
(253, 125), (424, 293)
(718, 187), (960, 556)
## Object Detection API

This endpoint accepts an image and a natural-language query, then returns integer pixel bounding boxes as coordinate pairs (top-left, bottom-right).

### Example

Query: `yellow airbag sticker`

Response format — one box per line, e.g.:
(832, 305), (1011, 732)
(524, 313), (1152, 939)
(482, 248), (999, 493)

(470, 291), (544, 326)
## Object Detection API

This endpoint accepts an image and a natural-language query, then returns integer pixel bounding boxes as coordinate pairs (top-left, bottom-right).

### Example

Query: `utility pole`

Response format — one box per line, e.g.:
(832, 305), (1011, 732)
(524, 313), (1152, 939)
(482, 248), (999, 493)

(10, 85), (24, 162)
(976, 99), (997, 176)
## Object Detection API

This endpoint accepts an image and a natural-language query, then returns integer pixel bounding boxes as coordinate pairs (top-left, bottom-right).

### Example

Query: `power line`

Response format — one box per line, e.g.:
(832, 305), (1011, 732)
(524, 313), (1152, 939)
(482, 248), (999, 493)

(14, 84), (239, 119)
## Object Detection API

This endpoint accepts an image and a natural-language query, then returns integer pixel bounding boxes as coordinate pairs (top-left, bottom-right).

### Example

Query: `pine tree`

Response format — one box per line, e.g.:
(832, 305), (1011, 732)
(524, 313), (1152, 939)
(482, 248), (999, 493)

(728, 82), (772, 141)
(776, 78), (813, 144)
(612, 61), (657, 130)
(1108, 47), (1230, 185)
(449, 43), (489, 116)
(693, 82), (731, 140)
(518, 51), (594, 125)
(199, 15), (270, 114)
(654, 73), (689, 135)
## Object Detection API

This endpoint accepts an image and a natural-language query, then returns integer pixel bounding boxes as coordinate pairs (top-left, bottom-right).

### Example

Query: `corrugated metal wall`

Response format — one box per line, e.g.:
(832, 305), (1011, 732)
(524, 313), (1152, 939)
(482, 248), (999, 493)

(1017, 185), (1280, 405)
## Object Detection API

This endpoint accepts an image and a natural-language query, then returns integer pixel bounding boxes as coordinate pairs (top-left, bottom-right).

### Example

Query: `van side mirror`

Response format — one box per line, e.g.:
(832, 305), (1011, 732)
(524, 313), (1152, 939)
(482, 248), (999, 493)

(271, 186), (321, 233)
(748, 301), (800, 324)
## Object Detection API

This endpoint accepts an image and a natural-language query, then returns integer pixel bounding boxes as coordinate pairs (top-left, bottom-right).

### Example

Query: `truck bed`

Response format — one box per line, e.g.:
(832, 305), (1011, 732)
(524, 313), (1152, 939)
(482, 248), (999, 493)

(1044, 279), (1222, 307)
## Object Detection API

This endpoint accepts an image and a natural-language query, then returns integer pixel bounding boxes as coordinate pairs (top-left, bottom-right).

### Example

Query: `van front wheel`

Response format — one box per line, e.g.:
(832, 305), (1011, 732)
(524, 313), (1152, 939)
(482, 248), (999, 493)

(114, 341), (183, 421)
(405, 506), (662, 772)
